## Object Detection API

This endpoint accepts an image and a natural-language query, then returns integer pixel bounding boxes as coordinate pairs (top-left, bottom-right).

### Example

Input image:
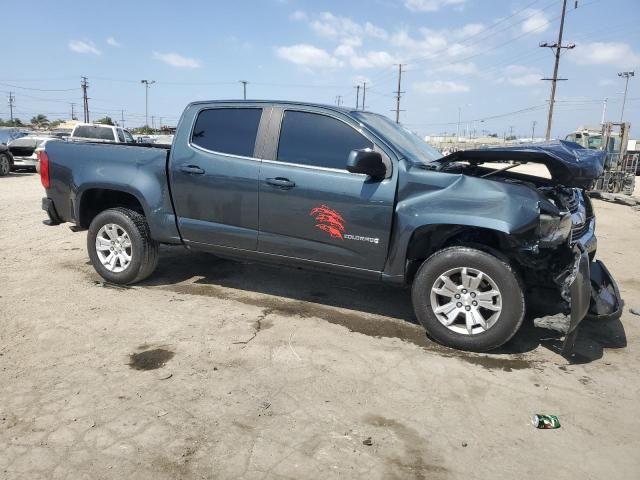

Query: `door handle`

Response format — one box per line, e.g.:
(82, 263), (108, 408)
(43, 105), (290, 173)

(180, 165), (205, 175)
(266, 177), (296, 189)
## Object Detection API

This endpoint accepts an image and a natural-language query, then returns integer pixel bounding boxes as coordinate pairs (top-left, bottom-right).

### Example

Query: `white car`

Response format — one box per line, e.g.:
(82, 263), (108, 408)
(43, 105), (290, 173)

(70, 123), (135, 143)
(7, 136), (56, 172)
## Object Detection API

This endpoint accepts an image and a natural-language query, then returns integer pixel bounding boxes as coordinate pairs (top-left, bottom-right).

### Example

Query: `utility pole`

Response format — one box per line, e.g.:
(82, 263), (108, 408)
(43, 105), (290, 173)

(354, 85), (360, 110)
(8, 92), (15, 123)
(531, 120), (537, 141)
(239, 80), (248, 100)
(121, 109), (125, 128)
(70, 102), (77, 120)
(151, 116), (156, 131)
(361, 81), (367, 110)
(509, 125), (515, 139)
(618, 71), (634, 122)
(601, 98), (608, 124)
(393, 64), (406, 124)
(540, 0), (575, 141)
(335, 95), (343, 106)
(140, 79), (156, 127)
(81, 76), (90, 123)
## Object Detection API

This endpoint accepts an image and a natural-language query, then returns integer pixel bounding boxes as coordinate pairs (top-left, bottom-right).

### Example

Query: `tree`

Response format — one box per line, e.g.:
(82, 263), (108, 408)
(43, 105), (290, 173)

(133, 126), (153, 135)
(49, 119), (65, 129)
(30, 114), (50, 129)
(95, 116), (114, 126)
(0, 118), (24, 127)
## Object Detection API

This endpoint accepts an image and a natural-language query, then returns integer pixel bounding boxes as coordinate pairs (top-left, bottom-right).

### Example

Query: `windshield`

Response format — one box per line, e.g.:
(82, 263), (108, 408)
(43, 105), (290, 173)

(352, 112), (442, 164)
(0, 129), (27, 145)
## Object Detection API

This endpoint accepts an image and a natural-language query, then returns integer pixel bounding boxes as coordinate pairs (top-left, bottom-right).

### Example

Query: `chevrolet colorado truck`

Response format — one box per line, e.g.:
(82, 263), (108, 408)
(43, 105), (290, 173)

(39, 100), (622, 354)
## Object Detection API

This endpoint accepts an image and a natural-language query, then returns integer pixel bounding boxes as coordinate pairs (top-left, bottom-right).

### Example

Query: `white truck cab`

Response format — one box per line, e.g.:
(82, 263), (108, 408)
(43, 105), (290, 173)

(70, 123), (135, 143)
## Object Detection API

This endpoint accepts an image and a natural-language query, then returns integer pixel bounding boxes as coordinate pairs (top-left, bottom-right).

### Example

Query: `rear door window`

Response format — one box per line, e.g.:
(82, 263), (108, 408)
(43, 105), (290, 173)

(74, 125), (116, 141)
(191, 108), (262, 157)
(116, 129), (125, 142)
(277, 110), (372, 170)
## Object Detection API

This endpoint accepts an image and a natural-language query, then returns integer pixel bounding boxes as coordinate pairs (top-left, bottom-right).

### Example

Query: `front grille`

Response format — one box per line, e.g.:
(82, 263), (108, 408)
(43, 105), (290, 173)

(568, 189), (591, 241)
(566, 190), (580, 213)
(571, 221), (590, 240)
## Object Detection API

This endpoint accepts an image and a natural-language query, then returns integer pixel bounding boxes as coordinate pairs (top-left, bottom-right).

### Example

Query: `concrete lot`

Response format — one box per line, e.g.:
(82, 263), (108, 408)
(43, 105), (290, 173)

(1, 172), (639, 479)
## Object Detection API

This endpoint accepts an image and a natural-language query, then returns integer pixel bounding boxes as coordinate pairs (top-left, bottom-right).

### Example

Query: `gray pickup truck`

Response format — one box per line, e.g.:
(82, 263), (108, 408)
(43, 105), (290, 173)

(39, 100), (621, 354)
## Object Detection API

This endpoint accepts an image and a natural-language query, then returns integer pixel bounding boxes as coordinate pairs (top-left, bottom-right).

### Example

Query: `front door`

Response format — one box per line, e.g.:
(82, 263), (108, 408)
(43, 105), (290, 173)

(170, 106), (264, 250)
(258, 109), (396, 271)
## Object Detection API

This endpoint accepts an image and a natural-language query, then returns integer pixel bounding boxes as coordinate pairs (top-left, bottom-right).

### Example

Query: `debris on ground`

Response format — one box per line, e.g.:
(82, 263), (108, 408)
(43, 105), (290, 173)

(630, 308), (640, 316)
(362, 437), (374, 446)
(590, 191), (639, 207)
(532, 414), (561, 429)
(462, 441), (468, 447)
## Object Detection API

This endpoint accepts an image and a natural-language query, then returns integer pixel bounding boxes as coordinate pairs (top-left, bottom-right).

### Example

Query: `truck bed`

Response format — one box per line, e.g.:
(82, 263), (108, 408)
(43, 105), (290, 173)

(43, 139), (180, 244)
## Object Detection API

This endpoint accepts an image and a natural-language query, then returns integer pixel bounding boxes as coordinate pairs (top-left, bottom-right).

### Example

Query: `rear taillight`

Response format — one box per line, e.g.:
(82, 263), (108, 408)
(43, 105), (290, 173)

(38, 150), (50, 188)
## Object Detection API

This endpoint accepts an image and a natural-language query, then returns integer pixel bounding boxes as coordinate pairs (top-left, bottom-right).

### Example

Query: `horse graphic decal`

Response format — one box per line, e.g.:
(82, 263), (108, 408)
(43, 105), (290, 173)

(310, 205), (345, 240)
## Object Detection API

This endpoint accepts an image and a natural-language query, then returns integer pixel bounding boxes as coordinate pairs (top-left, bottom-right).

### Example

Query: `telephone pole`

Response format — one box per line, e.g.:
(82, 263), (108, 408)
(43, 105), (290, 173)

(361, 82), (367, 110)
(540, 0), (575, 141)
(140, 79), (156, 127)
(601, 98), (608, 124)
(393, 64), (406, 123)
(618, 71), (634, 122)
(531, 120), (537, 141)
(121, 109), (125, 128)
(335, 95), (343, 106)
(239, 80), (248, 100)
(354, 85), (360, 110)
(70, 102), (77, 120)
(81, 76), (90, 123)
(8, 92), (15, 123)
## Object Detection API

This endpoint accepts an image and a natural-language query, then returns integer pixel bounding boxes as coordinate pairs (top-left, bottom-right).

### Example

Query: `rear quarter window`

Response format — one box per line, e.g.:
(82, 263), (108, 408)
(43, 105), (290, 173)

(74, 125), (115, 141)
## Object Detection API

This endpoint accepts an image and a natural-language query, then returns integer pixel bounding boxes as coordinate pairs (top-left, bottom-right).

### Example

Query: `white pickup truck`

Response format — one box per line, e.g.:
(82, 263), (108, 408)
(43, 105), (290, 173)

(70, 124), (135, 144)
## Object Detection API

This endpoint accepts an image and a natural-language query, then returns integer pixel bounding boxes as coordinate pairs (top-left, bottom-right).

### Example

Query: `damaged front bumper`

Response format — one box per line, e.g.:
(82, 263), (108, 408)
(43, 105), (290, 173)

(560, 244), (622, 356)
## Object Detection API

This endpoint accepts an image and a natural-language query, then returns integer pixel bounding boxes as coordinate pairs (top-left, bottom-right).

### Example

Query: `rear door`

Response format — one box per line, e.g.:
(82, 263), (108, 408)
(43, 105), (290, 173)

(170, 105), (266, 250)
(257, 108), (396, 271)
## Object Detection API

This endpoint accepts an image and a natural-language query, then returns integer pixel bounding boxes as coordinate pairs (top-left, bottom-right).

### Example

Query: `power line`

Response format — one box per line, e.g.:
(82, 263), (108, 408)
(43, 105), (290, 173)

(0, 82), (78, 92)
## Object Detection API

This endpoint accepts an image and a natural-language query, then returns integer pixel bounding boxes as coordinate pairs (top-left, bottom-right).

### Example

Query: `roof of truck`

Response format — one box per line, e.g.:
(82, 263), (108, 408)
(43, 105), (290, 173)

(186, 99), (364, 116)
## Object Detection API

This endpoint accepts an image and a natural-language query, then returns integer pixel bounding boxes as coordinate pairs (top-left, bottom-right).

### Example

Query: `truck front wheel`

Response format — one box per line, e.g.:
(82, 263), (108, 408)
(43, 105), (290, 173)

(411, 247), (525, 352)
(87, 208), (159, 284)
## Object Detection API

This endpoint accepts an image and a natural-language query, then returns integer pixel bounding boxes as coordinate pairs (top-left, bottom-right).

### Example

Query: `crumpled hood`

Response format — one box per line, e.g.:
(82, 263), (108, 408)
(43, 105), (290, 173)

(433, 140), (605, 188)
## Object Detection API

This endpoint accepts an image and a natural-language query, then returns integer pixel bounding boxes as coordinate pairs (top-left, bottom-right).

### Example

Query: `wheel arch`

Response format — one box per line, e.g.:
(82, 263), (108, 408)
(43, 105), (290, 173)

(405, 224), (515, 283)
(77, 187), (148, 229)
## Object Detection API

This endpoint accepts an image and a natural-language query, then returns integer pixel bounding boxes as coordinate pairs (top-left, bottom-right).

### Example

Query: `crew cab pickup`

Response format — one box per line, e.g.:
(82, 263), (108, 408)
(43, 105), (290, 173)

(39, 100), (622, 354)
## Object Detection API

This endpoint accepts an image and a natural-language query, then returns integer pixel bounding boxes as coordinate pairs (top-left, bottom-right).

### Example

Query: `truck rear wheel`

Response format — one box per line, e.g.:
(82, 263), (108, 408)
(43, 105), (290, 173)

(411, 247), (525, 352)
(87, 208), (159, 284)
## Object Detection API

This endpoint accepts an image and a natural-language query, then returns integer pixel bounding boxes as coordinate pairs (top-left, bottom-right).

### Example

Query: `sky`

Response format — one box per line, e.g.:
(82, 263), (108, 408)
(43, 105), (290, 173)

(2, 0), (640, 138)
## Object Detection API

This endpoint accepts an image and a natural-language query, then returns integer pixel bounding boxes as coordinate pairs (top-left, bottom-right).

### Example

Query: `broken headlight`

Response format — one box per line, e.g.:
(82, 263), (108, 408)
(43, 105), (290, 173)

(538, 212), (572, 246)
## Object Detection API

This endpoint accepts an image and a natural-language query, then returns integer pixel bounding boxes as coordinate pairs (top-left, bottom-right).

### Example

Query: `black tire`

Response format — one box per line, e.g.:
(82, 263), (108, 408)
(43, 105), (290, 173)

(0, 154), (10, 177)
(411, 247), (525, 352)
(87, 207), (159, 284)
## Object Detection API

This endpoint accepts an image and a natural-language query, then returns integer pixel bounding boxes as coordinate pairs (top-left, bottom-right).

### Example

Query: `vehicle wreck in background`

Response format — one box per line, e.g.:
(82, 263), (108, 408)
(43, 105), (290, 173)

(39, 101), (623, 355)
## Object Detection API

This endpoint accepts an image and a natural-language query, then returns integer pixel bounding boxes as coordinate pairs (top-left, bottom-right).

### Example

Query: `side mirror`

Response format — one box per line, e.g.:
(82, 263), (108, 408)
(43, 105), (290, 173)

(346, 149), (386, 179)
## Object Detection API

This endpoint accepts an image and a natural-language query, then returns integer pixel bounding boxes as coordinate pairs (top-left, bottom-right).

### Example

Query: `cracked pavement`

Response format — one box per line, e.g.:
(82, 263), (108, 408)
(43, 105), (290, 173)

(1, 173), (639, 479)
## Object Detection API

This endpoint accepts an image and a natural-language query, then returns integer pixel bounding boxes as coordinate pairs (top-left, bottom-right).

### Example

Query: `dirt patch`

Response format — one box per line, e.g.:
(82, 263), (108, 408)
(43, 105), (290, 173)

(128, 348), (175, 371)
(164, 282), (536, 371)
